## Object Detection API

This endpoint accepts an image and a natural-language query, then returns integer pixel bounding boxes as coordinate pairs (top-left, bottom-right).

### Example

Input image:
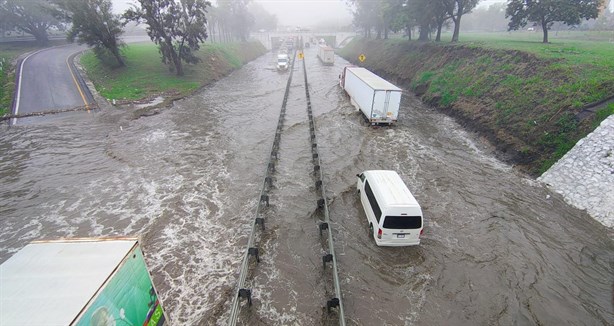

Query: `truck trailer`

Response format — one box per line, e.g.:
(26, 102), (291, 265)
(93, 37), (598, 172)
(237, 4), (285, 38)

(0, 238), (168, 326)
(317, 45), (335, 65)
(339, 66), (402, 125)
(277, 53), (289, 71)
(271, 36), (282, 50)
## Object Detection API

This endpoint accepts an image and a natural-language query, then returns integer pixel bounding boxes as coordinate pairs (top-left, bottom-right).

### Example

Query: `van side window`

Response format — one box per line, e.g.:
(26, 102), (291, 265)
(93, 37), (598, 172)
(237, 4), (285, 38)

(364, 180), (382, 222)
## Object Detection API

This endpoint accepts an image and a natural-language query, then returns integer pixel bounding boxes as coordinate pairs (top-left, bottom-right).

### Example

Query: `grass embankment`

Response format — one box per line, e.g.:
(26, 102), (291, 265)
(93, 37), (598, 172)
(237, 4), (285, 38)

(338, 33), (614, 175)
(80, 41), (266, 103)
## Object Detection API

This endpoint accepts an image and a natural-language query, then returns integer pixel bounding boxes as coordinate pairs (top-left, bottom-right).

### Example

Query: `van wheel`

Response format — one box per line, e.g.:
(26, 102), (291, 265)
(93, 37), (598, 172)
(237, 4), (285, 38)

(368, 223), (374, 238)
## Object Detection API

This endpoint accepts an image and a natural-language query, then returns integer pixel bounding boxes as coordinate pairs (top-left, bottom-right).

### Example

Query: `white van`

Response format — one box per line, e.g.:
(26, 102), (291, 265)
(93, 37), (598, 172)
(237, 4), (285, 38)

(356, 170), (423, 246)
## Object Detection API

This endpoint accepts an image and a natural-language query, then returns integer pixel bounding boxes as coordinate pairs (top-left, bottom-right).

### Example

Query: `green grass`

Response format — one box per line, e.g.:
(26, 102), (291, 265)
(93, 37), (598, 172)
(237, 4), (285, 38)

(460, 31), (614, 68)
(81, 42), (265, 101)
(81, 43), (201, 100)
(593, 103), (614, 129)
(1, 40), (264, 115)
(209, 43), (243, 68)
(447, 33), (614, 170)
(0, 60), (8, 116)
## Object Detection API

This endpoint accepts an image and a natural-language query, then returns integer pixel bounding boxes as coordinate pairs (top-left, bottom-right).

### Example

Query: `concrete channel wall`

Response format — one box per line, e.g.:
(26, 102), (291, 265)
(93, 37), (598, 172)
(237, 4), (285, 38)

(538, 115), (614, 228)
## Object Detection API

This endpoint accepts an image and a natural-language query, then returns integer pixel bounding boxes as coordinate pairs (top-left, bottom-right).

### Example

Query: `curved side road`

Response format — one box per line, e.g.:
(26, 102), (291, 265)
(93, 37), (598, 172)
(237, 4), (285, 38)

(11, 44), (95, 125)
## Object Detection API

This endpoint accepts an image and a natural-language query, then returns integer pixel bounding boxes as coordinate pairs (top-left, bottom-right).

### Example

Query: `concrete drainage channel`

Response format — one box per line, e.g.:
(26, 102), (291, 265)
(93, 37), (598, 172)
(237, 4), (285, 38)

(227, 50), (346, 326)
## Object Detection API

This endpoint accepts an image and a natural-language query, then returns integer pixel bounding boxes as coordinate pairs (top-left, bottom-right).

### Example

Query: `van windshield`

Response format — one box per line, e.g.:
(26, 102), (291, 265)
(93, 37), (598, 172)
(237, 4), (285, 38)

(383, 216), (422, 229)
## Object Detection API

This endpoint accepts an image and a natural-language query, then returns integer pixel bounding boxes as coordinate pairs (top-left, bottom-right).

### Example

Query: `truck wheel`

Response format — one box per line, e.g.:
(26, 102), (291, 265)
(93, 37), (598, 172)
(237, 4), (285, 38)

(369, 223), (374, 238)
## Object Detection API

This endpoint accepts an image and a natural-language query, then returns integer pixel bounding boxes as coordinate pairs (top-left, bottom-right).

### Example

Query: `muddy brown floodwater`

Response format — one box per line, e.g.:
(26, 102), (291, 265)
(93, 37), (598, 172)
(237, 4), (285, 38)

(0, 46), (612, 325)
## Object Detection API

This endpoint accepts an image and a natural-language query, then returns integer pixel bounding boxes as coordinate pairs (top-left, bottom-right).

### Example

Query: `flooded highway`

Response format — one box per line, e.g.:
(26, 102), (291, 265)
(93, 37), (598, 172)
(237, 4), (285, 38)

(1, 46), (612, 325)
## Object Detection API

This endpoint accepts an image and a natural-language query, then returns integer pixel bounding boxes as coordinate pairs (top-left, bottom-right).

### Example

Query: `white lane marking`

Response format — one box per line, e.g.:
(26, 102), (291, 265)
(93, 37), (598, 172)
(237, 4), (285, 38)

(13, 48), (46, 125)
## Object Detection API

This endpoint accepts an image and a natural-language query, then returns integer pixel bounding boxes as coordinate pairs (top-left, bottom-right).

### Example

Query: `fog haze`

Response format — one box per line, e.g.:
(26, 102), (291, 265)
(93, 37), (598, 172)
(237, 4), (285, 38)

(112, 0), (133, 13)
(254, 0), (352, 27)
(112, 0), (353, 28)
(111, 0), (612, 28)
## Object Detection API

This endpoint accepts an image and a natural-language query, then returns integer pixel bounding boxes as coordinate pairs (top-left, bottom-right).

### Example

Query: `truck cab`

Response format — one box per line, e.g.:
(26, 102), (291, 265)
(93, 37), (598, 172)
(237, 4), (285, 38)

(277, 54), (289, 71)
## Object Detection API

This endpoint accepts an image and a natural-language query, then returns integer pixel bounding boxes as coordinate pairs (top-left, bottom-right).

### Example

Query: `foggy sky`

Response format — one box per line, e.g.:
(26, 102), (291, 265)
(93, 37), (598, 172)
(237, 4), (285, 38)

(111, 0), (353, 27)
(253, 0), (352, 27)
(112, 0), (613, 27)
(111, 0), (133, 13)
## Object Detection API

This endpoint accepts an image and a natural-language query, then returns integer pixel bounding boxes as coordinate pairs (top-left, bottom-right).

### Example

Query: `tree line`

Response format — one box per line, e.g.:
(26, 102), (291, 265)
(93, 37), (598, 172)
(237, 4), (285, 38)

(1, 0), (606, 75)
(0, 0), (273, 75)
(349, 0), (605, 43)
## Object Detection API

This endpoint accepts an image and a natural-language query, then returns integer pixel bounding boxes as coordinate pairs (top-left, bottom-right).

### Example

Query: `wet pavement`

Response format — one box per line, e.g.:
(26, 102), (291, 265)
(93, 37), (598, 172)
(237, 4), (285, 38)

(1, 46), (612, 325)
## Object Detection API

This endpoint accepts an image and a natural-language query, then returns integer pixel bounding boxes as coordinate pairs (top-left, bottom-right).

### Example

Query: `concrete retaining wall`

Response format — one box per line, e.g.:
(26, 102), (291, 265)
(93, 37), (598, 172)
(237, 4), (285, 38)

(539, 115), (614, 228)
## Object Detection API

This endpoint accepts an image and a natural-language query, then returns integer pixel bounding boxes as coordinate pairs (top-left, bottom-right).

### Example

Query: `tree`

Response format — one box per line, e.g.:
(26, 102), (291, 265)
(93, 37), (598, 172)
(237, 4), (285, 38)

(248, 2), (277, 32)
(217, 0), (253, 42)
(380, 0), (406, 39)
(386, 0), (412, 39)
(349, 0), (379, 38)
(506, 0), (603, 43)
(0, 0), (63, 45)
(449, 0), (480, 42)
(124, 0), (210, 76)
(593, 6), (614, 30)
(407, 0), (435, 41)
(432, 0), (452, 41)
(208, 0), (253, 42)
(57, 0), (125, 67)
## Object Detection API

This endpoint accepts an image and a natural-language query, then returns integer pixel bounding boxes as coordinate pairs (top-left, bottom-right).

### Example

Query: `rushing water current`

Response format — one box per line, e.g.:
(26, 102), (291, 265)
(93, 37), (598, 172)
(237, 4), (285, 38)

(1, 48), (613, 325)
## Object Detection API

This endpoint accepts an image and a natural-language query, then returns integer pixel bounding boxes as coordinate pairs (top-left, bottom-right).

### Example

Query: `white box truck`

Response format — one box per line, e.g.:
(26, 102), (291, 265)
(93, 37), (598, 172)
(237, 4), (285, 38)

(277, 53), (289, 71)
(340, 66), (402, 125)
(0, 238), (168, 326)
(317, 45), (335, 65)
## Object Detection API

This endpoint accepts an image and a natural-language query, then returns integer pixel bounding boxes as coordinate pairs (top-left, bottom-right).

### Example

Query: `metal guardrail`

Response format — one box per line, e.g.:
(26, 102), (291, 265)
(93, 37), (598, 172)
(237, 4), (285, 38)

(227, 50), (297, 326)
(301, 54), (346, 326)
(228, 48), (345, 325)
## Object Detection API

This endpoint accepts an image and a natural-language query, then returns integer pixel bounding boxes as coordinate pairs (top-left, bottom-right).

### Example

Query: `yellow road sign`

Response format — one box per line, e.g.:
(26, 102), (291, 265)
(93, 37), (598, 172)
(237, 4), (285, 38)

(298, 52), (304, 60)
(358, 54), (366, 62)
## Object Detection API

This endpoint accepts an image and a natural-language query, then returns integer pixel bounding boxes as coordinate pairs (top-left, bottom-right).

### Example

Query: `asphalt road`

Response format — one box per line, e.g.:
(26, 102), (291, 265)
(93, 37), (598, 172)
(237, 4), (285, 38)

(14, 44), (91, 121)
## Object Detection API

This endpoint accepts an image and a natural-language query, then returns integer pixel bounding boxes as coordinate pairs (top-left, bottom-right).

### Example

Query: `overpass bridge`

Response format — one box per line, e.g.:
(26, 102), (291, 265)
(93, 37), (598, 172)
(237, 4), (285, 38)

(248, 31), (356, 50)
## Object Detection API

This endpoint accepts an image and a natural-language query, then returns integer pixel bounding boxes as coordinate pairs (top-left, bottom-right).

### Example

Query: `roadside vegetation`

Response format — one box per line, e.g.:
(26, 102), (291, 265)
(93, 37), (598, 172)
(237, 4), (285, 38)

(0, 0), (272, 117)
(339, 32), (614, 175)
(0, 46), (28, 117)
(80, 41), (266, 103)
(0, 56), (9, 116)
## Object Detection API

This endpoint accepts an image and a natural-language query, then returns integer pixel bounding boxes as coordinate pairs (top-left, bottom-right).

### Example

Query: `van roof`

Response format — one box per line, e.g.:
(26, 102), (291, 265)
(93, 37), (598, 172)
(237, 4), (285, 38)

(364, 170), (419, 207)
